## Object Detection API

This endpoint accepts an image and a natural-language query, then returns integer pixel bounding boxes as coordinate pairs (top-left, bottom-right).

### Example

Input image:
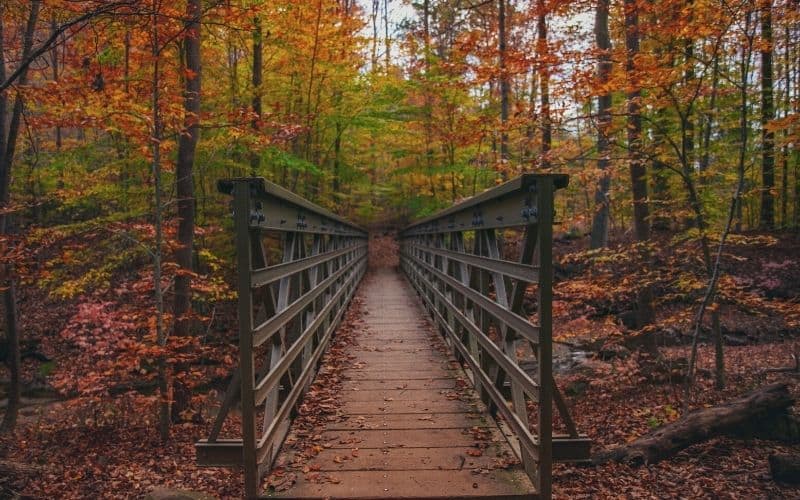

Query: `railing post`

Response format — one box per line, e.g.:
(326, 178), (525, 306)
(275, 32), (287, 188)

(233, 181), (258, 499)
(536, 177), (554, 499)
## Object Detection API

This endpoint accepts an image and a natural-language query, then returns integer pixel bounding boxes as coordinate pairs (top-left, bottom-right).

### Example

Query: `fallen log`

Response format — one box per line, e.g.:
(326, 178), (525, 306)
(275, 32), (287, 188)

(769, 454), (800, 484)
(594, 382), (795, 466)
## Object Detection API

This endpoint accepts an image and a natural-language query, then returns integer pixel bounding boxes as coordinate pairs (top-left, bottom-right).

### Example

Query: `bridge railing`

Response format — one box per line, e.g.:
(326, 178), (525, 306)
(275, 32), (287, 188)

(196, 178), (368, 498)
(399, 174), (589, 499)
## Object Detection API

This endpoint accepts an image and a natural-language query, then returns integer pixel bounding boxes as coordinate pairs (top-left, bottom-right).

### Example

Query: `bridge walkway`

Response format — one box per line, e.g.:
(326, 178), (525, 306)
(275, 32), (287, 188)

(269, 266), (535, 499)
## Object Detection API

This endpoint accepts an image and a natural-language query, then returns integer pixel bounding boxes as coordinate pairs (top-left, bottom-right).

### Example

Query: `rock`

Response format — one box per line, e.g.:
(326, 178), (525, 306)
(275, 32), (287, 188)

(769, 454), (800, 483)
(618, 310), (639, 330)
(564, 379), (590, 397)
(597, 343), (630, 361)
(144, 489), (217, 500)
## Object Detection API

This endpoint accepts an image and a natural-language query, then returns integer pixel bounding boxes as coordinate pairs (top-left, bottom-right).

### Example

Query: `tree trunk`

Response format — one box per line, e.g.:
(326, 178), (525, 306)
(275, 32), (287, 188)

(423, 0), (435, 196)
(173, 0), (201, 339)
(151, 6), (170, 443)
(524, 68), (537, 162)
(761, 0), (775, 229)
(1, 281), (20, 432)
(498, 0), (509, 175)
(50, 14), (62, 155)
(781, 25), (790, 227)
(595, 383), (795, 466)
(371, 0), (379, 70)
(384, 0), (391, 70)
(536, 0), (551, 168)
(624, 0), (649, 241)
(590, 0), (612, 249)
(250, 18), (263, 175)
(0, 0), (41, 434)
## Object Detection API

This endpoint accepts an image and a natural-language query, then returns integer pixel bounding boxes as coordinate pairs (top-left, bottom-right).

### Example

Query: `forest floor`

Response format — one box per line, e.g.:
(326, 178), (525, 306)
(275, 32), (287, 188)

(1, 230), (799, 498)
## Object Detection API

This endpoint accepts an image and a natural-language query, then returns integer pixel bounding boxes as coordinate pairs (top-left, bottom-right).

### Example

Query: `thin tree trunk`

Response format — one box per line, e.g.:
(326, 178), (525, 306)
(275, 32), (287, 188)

(250, 18), (263, 175)
(0, 0), (41, 434)
(371, 0), (379, 70)
(499, 0), (509, 176)
(524, 68), (537, 163)
(688, 8), (754, 391)
(781, 25), (790, 227)
(699, 52), (720, 176)
(174, 0), (201, 339)
(333, 121), (342, 193)
(682, 30), (696, 230)
(537, 0), (551, 168)
(50, 14), (62, 154)
(591, 0), (612, 249)
(297, 0), (323, 195)
(625, 0), (650, 241)
(124, 30), (131, 94)
(151, 5), (170, 443)
(384, 0), (391, 70)
(423, 0), (435, 197)
(760, 0), (775, 229)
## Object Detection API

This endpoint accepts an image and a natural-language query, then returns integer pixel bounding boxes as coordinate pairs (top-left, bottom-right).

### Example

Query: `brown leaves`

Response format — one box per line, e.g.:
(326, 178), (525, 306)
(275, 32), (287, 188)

(267, 471), (296, 492)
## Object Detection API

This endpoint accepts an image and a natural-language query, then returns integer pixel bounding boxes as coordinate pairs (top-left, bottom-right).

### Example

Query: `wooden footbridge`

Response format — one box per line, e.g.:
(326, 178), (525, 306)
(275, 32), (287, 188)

(196, 175), (590, 499)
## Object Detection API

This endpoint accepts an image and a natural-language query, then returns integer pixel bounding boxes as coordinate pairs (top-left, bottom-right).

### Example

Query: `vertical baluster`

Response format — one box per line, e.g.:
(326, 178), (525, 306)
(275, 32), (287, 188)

(537, 178), (554, 498)
(232, 182), (258, 498)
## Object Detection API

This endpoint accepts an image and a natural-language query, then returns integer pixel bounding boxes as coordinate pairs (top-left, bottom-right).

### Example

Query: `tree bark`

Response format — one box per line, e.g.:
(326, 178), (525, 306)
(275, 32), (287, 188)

(150, 5), (170, 443)
(250, 18), (263, 175)
(0, 0), (41, 434)
(536, 0), (551, 168)
(590, 0), (612, 249)
(383, 0), (391, 70)
(595, 383), (795, 466)
(423, 0), (435, 197)
(1, 280), (20, 433)
(173, 0), (201, 339)
(760, 0), (775, 229)
(625, 0), (649, 241)
(781, 25), (790, 227)
(498, 0), (509, 175)
(50, 14), (62, 154)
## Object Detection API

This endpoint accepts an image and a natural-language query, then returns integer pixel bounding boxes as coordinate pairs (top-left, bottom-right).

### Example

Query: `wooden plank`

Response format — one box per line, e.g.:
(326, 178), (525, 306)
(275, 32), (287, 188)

(339, 399), (476, 415)
(267, 469), (535, 499)
(346, 368), (457, 380)
(283, 446), (514, 471)
(340, 388), (473, 402)
(308, 428), (492, 448)
(340, 378), (458, 391)
(324, 412), (486, 430)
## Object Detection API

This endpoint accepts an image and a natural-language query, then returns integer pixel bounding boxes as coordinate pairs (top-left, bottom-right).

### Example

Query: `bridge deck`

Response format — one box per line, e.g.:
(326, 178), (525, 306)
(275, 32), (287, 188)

(269, 267), (535, 499)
